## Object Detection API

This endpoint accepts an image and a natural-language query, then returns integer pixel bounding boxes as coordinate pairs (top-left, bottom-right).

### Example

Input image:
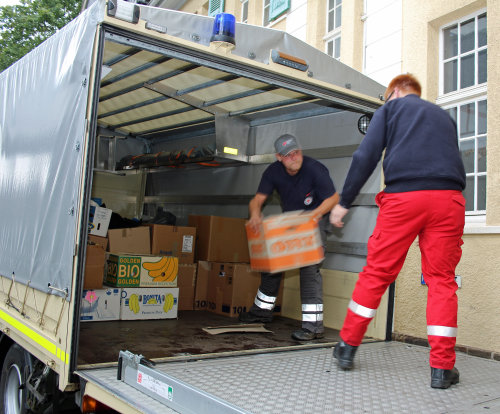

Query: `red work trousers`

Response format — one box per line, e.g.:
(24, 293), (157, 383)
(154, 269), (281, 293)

(340, 190), (465, 369)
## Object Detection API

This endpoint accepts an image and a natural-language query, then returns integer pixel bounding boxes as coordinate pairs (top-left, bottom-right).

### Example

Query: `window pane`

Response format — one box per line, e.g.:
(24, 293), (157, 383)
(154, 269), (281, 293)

(460, 54), (474, 89)
(478, 100), (487, 134)
(446, 107), (457, 124)
(444, 60), (457, 93)
(327, 41), (333, 56)
(459, 103), (474, 138)
(460, 19), (475, 53)
(460, 139), (475, 174)
(329, 0), (335, 9)
(464, 176), (474, 211)
(335, 5), (342, 28)
(328, 11), (334, 32)
(334, 36), (341, 59)
(477, 175), (486, 210)
(477, 136), (487, 173)
(336, 0), (341, 6)
(478, 13), (487, 47)
(478, 49), (487, 84)
(443, 25), (458, 59)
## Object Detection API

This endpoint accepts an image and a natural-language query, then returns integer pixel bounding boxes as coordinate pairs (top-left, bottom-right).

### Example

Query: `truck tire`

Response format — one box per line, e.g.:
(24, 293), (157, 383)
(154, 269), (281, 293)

(0, 343), (29, 414)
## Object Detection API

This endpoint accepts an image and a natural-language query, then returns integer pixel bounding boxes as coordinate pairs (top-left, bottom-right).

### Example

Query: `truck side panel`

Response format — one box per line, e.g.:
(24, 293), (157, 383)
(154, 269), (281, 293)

(0, 2), (101, 295)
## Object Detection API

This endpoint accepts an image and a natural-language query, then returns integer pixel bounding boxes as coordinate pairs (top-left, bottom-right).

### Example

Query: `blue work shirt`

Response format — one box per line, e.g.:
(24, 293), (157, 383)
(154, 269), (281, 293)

(257, 156), (336, 212)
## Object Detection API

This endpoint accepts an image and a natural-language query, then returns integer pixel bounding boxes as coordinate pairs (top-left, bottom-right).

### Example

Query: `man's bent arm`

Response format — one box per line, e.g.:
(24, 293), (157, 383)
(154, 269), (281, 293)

(248, 193), (268, 232)
(312, 192), (339, 220)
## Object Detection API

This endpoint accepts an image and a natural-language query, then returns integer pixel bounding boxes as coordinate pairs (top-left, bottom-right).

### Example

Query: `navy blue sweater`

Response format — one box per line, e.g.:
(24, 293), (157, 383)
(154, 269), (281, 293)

(340, 94), (466, 209)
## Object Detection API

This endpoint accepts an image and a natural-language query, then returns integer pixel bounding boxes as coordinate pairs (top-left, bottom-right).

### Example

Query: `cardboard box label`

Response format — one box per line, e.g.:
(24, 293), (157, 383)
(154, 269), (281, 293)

(105, 254), (178, 287)
(120, 287), (178, 320)
(182, 235), (194, 253)
(89, 205), (112, 237)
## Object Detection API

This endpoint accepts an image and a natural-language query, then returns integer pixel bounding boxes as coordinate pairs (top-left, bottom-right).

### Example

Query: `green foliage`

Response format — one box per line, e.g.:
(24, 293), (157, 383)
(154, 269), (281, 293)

(0, 0), (83, 72)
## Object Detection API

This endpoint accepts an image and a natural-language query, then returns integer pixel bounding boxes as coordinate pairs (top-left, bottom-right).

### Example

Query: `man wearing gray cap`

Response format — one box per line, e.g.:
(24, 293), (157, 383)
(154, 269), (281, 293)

(239, 134), (339, 341)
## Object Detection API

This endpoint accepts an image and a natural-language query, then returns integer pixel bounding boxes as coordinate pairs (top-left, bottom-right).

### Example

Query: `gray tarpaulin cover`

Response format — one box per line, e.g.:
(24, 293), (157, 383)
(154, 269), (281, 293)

(0, 1), (104, 298)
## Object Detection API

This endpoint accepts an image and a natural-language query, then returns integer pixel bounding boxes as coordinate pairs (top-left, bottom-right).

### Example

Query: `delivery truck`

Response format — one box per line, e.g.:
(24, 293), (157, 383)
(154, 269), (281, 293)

(0, 0), (387, 412)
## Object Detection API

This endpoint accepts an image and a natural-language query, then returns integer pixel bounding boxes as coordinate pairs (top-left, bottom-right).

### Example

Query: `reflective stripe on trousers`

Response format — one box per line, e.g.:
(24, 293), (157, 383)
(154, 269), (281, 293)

(254, 289), (276, 311)
(427, 325), (457, 338)
(302, 303), (323, 322)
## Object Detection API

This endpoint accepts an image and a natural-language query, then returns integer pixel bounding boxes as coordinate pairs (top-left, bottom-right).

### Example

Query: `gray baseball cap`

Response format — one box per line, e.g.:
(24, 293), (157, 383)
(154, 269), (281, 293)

(274, 134), (300, 156)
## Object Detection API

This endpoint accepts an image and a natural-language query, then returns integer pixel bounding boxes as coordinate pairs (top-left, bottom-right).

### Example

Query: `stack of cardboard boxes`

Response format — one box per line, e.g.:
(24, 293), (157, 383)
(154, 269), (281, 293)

(81, 208), (283, 322)
(188, 215), (283, 318)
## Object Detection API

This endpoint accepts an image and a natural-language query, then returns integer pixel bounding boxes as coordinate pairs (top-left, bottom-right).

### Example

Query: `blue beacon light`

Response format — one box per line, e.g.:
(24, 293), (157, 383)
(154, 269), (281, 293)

(210, 13), (236, 45)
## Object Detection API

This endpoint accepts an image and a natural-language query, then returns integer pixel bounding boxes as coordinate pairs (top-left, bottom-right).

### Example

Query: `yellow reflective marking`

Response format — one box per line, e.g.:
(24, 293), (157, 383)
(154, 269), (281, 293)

(0, 309), (68, 364)
(223, 146), (238, 155)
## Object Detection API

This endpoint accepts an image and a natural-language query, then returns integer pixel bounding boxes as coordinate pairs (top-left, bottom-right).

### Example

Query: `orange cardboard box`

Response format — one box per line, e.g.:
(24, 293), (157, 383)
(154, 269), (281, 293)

(246, 211), (324, 274)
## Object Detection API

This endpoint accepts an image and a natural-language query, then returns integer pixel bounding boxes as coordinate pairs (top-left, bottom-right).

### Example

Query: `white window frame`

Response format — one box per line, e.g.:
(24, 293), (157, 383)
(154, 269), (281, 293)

(436, 9), (487, 216)
(262, 0), (287, 27)
(324, 0), (342, 59)
(442, 96), (487, 215)
(241, 0), (248, 23)
(325, 33), (341, 60)
(326, 0), (342, 34)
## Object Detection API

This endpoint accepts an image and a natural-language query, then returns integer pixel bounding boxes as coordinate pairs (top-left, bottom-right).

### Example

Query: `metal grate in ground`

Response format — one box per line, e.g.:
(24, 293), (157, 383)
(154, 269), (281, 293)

(79, 341), (500, 413)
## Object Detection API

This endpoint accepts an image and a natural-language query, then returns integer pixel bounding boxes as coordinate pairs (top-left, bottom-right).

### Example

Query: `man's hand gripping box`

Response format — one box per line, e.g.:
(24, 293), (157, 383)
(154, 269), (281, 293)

(246, 211), (324, 273)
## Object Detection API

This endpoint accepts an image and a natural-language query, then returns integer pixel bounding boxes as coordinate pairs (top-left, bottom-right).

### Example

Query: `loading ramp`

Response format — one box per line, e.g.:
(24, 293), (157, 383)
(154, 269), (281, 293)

(77, 341), (500, 413)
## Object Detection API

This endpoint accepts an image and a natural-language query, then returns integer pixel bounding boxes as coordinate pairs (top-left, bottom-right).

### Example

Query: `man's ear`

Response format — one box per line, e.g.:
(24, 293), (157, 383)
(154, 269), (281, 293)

(276, 154), (282, 162)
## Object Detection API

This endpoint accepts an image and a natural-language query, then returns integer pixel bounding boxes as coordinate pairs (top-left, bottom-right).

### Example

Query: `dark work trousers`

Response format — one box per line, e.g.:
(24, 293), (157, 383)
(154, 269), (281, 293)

(248, 215), (330, 333)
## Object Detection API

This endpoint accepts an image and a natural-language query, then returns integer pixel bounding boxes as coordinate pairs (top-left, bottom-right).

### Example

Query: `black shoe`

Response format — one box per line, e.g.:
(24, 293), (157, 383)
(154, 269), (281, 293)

(431, 367), (459, 389)
(238, 311), (272, 323)
(333, 340), (358, 370)
(291, 329), (324, 341)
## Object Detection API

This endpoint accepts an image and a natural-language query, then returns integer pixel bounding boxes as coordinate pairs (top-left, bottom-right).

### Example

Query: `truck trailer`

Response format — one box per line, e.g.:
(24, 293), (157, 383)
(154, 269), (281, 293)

(0, 0), (387, 412)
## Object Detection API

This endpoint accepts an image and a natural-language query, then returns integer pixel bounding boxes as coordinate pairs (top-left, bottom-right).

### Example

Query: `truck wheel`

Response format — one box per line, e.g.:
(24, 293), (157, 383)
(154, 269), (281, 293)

(0, 344), (29, 414)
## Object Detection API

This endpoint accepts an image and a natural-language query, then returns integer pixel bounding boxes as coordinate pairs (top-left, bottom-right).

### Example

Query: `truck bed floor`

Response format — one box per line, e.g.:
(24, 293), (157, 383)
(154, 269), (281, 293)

(78, 311), (343, 366)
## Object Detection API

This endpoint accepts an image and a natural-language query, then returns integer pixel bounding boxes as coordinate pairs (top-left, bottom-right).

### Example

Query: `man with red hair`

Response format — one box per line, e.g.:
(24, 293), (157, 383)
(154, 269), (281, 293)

(330, 74), (466, 389)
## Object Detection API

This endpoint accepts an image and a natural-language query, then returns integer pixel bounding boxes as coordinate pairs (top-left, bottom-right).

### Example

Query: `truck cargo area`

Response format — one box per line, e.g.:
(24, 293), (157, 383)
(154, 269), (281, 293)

(78, 8), (385, 370)
(78, 311), (346, 366)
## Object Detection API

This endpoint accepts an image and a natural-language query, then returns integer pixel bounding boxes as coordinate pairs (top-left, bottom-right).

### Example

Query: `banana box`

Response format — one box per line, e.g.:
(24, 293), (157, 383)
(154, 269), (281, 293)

(120, 287), (178, 320)
(105, 254), (178, 287)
